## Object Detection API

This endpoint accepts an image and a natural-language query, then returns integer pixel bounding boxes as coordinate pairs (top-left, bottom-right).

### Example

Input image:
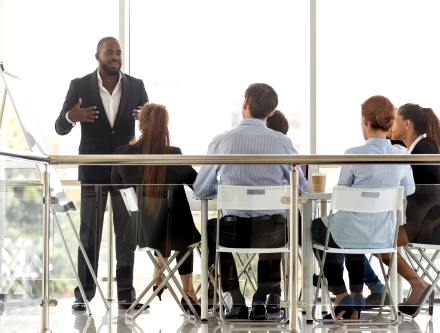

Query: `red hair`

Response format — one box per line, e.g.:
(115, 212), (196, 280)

(361, 95), (395, 132)
(134, 103), (171, 219)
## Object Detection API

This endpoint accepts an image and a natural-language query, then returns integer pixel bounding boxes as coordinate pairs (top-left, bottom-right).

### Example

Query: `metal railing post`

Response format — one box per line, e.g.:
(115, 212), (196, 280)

(106, 196), (114, 300)
(289, 165), (299, 332)
(39, 166), (51, 333)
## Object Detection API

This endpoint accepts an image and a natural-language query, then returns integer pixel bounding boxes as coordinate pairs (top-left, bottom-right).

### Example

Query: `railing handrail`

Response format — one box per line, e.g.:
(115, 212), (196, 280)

(0, 147), (49, 164)
(47, 153), (440, 165)
(3, 149), (440, 165)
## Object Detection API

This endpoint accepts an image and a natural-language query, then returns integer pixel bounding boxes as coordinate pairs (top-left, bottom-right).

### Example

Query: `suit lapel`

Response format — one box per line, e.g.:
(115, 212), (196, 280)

(114, 73), (130, 127)
(90, 69), (111, 129)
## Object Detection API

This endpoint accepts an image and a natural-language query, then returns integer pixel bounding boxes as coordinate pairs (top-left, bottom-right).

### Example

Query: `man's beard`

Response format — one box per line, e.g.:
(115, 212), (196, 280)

(99, 59), (121, 76)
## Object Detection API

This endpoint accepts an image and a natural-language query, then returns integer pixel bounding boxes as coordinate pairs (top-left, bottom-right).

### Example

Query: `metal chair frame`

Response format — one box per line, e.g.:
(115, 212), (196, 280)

(403, 243), (440, 318)
(120, 186), (200, 322)
(312, 186), (404, 327)
(213, 185), (291, 327)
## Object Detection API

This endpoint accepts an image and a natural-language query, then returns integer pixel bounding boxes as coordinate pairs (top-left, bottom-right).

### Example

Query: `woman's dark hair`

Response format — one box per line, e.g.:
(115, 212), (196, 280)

(266, 110), (289, 135)
(244, 83), (278, 119)
(134, 103), (171, 218)
(361, 95), (395, 132)
(398, 103), (440, 151)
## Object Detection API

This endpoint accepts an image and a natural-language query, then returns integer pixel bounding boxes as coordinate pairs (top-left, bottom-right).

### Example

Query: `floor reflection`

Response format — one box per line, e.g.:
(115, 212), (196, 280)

(0, 297), (438, 333)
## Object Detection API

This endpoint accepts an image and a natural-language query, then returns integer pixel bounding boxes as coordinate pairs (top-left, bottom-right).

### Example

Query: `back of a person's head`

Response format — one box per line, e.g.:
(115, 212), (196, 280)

(245, 83), (278, 119)
(137, 103), (170, 154)
(361, 95), (395, 132)
(266, 110), (289, 135)
(398, 103), (440, 151)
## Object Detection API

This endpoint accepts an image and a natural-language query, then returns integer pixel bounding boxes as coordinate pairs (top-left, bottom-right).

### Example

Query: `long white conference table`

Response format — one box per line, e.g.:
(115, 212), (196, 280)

(195, 191), (399, 323)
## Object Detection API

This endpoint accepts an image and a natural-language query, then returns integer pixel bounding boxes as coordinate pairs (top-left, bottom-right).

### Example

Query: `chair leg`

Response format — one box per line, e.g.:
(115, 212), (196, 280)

(234, 253), (258, 293)
(194, 246), (230, 312)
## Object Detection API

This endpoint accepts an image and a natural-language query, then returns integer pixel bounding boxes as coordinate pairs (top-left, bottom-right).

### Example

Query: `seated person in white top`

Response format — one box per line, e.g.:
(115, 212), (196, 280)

(193, 83), (308, 320)
(312, 95), (415, 320)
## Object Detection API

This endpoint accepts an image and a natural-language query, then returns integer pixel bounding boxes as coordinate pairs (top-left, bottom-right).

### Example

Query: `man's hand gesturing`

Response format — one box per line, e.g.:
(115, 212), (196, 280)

(68, 98), (99, 123)
(132, 105), (143, 120)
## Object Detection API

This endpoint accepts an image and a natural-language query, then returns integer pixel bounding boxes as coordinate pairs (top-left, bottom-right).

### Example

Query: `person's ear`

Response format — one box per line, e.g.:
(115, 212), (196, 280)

(242, 98), (249, 111)
(267, 109), (276, 117)
(95, 53), (99, 62)
(404, 119), (411, 130)
(361, 116), (368, 126)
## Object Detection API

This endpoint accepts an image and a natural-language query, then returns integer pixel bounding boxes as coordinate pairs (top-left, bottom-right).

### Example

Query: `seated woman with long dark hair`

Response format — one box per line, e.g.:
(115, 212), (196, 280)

(363, 103), (440, 317)
(112, 103), (201, 314)
(312, 95), (415, 320)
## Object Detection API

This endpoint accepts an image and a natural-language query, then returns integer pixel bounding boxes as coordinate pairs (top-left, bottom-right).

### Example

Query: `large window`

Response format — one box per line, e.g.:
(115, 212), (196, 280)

(130, 0), (309, 154)
(2, 0), (119, 156)
(317, 0), (440, 155)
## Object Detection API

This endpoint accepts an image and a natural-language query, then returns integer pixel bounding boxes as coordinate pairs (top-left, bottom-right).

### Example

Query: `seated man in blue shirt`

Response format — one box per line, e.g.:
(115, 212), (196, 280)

(193, 83), (307, 320)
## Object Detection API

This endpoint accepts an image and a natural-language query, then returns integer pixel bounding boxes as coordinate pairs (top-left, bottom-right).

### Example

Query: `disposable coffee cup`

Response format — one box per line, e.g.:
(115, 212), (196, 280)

(312, 173), (326, 193)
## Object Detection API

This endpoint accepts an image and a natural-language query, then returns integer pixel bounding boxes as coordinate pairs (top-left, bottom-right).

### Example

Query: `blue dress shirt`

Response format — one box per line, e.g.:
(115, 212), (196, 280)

(193, 118), (308, 217)
(322, 138), (415, 249)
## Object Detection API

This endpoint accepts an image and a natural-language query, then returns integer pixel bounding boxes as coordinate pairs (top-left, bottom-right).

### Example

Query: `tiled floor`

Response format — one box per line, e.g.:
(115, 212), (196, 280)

(0, 297), (436, 333)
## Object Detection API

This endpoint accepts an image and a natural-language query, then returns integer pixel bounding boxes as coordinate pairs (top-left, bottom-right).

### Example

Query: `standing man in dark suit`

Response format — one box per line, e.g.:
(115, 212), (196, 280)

(55, 36), (149, 311)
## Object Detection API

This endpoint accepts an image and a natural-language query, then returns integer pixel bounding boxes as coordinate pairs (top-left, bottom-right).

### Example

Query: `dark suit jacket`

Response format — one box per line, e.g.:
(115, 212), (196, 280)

(111, 145), (200, 252)
(55, 69), (148, 182)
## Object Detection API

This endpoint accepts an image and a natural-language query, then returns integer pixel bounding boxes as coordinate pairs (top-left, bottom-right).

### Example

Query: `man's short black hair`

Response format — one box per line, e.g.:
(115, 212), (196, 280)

(97, 37), (119, 53)
(266, 110), (289, 135)
(244, 83), (278, 119)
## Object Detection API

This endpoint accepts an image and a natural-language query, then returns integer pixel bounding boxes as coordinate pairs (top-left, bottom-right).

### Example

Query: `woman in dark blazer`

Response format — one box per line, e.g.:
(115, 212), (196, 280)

(364, 103), (440, 317)
(111, 103), (200, 313)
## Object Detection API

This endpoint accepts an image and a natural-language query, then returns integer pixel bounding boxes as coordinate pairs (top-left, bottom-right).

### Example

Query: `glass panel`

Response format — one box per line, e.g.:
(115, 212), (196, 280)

(1, 163), (44, 311)
(1, 72), (71, 210)
(130, 0), (310, 154)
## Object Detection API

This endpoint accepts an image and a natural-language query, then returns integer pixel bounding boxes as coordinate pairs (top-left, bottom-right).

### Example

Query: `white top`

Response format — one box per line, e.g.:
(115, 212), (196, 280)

(321, 138), (415, 249)
(407, 135), (424, 154)
(97, 70), (122, 128)
(65, 70), (122, 127)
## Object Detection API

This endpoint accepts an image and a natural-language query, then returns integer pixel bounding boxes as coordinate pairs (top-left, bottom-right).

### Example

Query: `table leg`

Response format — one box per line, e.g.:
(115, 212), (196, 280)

(303, 199), (314, 323)
(200, 199), (208, 321)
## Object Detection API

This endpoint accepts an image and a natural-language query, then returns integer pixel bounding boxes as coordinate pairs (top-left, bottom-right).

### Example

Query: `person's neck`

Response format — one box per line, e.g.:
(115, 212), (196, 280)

(242, 109), (266, 121)
(403, 132), (421, 151)
(366, 129), (386, 140)
(99, 68), (119, 94)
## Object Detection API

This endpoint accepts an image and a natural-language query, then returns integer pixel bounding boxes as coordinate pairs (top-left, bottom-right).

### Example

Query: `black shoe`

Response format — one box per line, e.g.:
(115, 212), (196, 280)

(152, 285), (167, 301)
(72, 298), (86, 311)
(265, 293), (281, 313)
(249, 301), (268, 320)
(398, 286), (434, 317)
(118, 299), (149, 310)
(181, 295), (201, 315)
(363, 291), (390, 310)
(224, 305), (249, 319)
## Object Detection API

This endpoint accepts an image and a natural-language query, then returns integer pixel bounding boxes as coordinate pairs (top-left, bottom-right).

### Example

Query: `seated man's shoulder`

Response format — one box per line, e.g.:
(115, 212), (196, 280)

(210, 129), (234, 143)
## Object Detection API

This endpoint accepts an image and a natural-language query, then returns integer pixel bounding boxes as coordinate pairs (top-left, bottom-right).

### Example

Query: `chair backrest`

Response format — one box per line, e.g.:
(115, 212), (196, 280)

(217, 185), (290, 211)
(330, 186), (404, 213)
(119, 187), (139, 212)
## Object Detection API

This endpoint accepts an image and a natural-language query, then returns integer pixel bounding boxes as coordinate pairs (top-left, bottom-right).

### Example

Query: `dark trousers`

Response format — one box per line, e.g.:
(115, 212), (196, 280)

(207, 215), (287, 303)
(312, 218), (364, 295)
(74, 181), (134, 301)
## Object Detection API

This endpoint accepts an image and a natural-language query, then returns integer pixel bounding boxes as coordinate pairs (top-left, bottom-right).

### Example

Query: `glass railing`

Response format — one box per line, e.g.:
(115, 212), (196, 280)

(2, 149), (440, 331)
(1, 174), (44, 310)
